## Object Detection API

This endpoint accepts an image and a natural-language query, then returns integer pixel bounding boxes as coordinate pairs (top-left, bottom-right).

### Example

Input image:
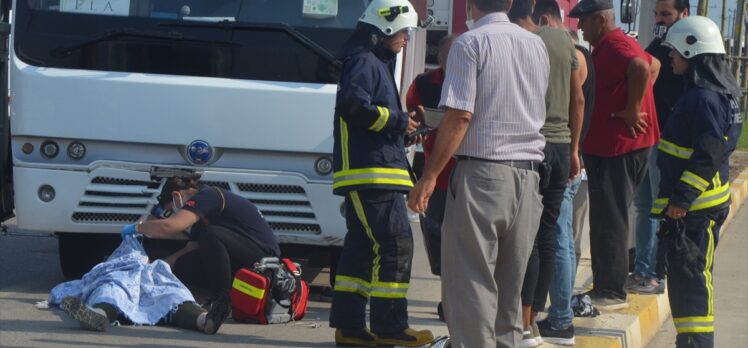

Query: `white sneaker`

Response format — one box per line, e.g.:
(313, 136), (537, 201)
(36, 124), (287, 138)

(521, 330), (540, 348)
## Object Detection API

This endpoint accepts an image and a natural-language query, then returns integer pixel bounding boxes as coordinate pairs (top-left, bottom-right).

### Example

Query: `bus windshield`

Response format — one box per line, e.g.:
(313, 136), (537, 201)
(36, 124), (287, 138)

(15, 0), (369, 83)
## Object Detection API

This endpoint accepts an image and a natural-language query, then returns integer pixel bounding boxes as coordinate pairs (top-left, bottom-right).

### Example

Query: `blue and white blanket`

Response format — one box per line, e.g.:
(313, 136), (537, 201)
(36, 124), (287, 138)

(48, 235), (195, 325)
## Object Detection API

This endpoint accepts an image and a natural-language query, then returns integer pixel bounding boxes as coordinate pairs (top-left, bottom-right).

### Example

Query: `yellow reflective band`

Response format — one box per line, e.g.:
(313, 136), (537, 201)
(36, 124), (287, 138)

(369, 106), (390, 132)
(680, 171), (709, 192)
(371, 282), (409, 299)
(232, 278), (266, 300)
(334, 275), (372, 298)
(676, 326), (715, 334)
(373, 281), (410, 289)
(335, 286), (370, 298)
(336, 275), (372, 288)
(659, 139), (694, 159)
(673, 316), (715, 323)
(341, 118), (350, 171)
(370, 290), (408, 299)
(334, 167), (411, 178)
(705, 220), (715, 316)
(333, 178), (414, 190)
(350, 191), (382, 287)
(651, 184), (730, 214)
(690, 184), (730, 211)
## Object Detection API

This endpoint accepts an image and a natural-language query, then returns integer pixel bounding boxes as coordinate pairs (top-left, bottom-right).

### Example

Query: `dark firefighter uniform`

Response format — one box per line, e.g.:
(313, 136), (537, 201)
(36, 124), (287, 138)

(328, 47), (414, 334)
(653, 86), (743, 344)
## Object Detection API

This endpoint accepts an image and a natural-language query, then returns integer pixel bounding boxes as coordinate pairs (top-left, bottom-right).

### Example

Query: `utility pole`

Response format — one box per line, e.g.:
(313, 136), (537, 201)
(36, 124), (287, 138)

(697, 0), (709, 16)
(722, 0), (728, 33)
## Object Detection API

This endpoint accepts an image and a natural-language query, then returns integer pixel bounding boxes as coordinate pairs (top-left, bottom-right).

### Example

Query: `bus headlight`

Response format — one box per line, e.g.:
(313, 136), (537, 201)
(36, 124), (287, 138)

(41, 141), (59, 159)
(67, 141), (87, 160)
(315, 157), (333, 175)
(38, 185), (56, 202)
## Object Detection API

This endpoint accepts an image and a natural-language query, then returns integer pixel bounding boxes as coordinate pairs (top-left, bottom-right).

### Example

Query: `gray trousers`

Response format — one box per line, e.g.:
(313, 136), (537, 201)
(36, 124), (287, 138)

(442, 160), (542, 348)
(573, 177), (589, 269)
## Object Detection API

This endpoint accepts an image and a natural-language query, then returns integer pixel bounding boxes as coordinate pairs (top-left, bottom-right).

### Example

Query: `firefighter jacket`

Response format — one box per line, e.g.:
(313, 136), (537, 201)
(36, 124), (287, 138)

(332, 49), (412, 195)
(653, 86), (743, 216)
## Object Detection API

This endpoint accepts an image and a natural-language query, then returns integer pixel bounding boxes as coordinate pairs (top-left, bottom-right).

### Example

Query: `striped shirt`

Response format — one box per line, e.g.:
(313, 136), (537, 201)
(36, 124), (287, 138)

(439, 12), (549, 161)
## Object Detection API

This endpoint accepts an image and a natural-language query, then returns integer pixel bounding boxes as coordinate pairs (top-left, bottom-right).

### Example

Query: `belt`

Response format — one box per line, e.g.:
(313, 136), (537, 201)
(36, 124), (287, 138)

(456, 155), (540, 172)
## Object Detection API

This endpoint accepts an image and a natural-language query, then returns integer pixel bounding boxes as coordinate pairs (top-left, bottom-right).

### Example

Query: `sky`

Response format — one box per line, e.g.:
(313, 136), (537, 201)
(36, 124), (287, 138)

(615, 0), (740, 38)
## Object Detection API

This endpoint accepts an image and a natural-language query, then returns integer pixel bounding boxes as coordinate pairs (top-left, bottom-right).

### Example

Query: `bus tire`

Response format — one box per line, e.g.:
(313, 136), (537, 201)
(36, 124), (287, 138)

(58, 233), (119, 279)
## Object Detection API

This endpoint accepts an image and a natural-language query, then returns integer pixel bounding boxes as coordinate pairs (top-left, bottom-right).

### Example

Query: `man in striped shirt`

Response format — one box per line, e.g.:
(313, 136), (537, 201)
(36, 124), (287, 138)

(408, 0), (549, 346)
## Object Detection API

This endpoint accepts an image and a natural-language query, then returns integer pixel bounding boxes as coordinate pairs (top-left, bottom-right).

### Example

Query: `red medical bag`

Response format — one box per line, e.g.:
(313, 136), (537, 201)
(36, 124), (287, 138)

(230, 257), (309, 324)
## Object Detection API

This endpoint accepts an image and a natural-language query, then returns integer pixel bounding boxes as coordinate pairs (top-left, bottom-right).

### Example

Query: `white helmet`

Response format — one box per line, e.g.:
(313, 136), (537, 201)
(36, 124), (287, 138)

(359, 0), (419, 36)
(663, 16), (725, 58)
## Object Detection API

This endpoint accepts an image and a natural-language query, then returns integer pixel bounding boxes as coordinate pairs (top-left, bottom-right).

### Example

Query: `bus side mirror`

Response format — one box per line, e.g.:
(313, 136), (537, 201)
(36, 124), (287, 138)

(620, 0), (638, 24)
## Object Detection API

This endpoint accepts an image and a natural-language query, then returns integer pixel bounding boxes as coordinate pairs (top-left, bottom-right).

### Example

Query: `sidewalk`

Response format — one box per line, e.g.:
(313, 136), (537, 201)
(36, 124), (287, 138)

(565, 166), (748, 348)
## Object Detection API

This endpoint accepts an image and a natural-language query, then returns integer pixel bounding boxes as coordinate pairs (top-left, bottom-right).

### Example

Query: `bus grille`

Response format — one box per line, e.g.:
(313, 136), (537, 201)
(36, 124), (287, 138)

(72, 176), (322, 235)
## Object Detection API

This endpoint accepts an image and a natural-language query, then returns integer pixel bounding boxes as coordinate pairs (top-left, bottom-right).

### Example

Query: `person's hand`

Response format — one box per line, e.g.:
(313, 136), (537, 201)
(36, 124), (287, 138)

(569, 152), (581, 180)
(665, 204), (687, 220)
(408, 105), (426, 124)
(406, 117), (420, 134)
(121, 223), (137, 239)
(408, 176), (436, 214)
(612, 108), (648, 138)
(405, 134), (424, 147)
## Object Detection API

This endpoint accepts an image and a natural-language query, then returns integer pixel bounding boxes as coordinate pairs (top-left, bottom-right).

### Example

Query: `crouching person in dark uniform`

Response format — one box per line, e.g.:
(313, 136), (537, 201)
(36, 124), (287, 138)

(121, 175), (281, 334)
(328, 0), (434, 346)
(654, 16), (743, 348)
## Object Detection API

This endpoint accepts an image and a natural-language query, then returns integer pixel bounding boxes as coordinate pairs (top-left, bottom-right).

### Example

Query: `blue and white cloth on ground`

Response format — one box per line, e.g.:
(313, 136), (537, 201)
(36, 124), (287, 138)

(48, 235), (195, 325)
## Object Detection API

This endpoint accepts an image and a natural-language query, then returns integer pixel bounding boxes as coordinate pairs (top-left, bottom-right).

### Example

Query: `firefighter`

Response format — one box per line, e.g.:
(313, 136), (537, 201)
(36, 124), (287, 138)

(655, 16), (743, 348)
(328, 0), (434, 346)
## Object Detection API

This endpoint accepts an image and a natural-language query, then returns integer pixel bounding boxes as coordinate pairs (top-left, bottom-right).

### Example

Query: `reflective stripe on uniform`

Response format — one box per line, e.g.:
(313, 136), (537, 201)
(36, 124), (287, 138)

(705, 219), (715, 317)
(334, 275), (371, 298)
(651, 184), (730, 214)
(333, 168), (414, 190)
(368, 106), (391, 132)
(680, 171), (710, 192)
(349, 191), (410, 300)
(659, 139), (694, 159)
(371, 281), (409, 299)
(340, 118), (350, 171)
(673, 316), (715, 334)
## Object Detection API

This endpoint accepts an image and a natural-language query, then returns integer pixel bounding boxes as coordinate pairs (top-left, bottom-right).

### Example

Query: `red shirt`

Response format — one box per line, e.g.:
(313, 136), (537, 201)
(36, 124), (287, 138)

(582, 28), (659, 157)
(405, 69), (455, 191)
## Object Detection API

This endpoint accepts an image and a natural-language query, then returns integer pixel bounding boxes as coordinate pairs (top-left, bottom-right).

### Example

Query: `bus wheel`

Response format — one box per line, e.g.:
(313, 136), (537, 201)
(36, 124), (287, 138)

(58, 233), (120, 279)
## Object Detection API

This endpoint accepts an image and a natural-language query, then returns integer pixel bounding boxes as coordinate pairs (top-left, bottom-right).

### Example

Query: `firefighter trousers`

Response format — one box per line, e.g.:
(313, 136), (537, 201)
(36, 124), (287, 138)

(329, 189), (413, 334)
(667, 208), (728, 348)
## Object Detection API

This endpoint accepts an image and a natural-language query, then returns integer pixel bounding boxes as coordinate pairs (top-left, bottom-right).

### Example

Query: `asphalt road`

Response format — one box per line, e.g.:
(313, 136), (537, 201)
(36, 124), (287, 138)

(0, 219), (448, 348)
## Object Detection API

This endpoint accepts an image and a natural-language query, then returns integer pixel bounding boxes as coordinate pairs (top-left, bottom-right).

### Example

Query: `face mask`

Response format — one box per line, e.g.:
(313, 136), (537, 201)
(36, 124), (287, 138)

(653, 21), (668, 40)
(172, 192), (184, 212)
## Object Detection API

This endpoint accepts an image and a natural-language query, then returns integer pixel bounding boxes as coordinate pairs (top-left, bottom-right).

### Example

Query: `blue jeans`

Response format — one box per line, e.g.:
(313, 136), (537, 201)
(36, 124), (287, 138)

(548, 174), (582, 328)
(633, 148), (660, 280)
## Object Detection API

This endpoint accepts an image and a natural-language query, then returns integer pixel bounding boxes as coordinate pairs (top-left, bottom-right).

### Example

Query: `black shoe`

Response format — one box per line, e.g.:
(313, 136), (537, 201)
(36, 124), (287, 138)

(203, 297), (231, 334)
(60, 297), (109, 332)
(437, 302), (445, 321)
(537, 319), (574, 346)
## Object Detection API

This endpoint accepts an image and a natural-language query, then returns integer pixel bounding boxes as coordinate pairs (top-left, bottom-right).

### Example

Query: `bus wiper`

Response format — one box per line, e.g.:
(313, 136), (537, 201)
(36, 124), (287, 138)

(52, 28), (239, 57)
(159, 20), (341, 68)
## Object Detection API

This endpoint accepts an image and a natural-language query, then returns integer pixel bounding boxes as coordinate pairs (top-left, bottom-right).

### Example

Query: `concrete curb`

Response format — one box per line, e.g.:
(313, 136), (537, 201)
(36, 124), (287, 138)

(570, 165), (748, 348)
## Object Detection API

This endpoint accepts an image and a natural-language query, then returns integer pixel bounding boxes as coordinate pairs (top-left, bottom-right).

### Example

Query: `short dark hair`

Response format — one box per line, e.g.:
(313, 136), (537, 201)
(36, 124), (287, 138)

(672, 0), (690, 13)
(470, 0), (512, 13)
(532, 0), (562, 24)
(507, 0), (533, 22)
(158, 175), (201, 204)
